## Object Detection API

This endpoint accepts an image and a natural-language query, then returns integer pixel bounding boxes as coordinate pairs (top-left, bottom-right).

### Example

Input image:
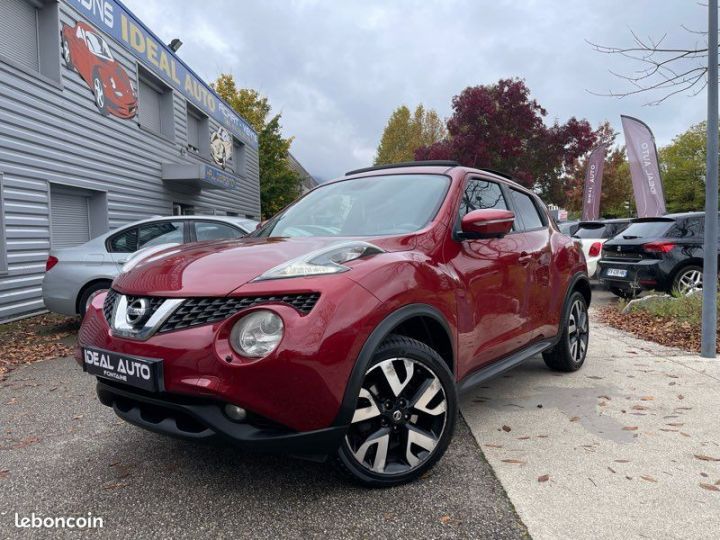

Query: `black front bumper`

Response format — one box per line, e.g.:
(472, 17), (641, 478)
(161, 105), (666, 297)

(597, 259), (666, 291)
(96, 380), (347, 455)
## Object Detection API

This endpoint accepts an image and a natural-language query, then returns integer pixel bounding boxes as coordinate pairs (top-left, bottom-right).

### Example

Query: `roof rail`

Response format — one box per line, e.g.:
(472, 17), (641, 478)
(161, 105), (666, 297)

(478, 168), (514, 180)
(345, 160), (459, 176)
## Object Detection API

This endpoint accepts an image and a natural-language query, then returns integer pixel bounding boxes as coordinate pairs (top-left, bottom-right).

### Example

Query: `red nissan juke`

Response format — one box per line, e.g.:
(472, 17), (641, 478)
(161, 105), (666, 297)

(77, 161), (591, 487)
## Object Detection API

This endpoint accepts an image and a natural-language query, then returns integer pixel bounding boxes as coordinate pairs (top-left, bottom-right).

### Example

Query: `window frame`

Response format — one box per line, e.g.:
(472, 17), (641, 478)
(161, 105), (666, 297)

(137, 65), (174, 141)
(453, 176), (510, 238)
(186, 101), (209, 157)
(106, 220), (189, 253)
(0, 0), (62, 87)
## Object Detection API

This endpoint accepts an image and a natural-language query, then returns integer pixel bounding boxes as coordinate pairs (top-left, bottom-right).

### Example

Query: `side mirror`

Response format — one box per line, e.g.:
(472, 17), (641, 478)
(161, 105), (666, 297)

(460, 209), (515, 239)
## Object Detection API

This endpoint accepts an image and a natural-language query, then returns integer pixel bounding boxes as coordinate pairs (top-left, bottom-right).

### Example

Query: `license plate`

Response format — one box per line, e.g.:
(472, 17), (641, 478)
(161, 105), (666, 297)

(606, 268), (627, 278)
(83, 347), (162, 392)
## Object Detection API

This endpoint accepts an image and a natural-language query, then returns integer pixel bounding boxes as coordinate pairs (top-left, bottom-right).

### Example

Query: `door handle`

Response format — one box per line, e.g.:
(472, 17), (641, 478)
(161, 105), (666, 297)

(518, 251), (532, 265)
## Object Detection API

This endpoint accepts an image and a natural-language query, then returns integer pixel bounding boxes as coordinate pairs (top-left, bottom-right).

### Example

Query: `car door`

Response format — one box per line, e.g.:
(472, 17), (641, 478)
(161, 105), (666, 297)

(446, 176), (531, 377)
(191, 221), (245, 242)
(506, 188), (553, 342)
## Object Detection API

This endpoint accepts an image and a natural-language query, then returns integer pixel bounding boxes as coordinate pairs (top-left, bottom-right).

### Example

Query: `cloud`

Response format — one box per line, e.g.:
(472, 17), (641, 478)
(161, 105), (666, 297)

(122, 0), (708, 180)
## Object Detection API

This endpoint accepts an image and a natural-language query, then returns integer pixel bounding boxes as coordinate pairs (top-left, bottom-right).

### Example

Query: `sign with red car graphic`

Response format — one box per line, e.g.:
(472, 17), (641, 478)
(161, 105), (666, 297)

(61, 21), (138, 119)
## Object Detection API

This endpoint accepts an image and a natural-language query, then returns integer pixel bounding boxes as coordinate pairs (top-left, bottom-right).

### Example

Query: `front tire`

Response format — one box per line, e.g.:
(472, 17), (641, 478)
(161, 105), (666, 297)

(92, 72), (108, 115)
(335, 335), (457, 487)
(543, 291), (589, 372)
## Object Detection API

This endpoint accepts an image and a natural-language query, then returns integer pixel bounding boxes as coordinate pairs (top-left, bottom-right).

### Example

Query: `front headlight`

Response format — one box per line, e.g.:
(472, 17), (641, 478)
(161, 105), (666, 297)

(230, 310), (284, 358)
(253, 241), (384, 281)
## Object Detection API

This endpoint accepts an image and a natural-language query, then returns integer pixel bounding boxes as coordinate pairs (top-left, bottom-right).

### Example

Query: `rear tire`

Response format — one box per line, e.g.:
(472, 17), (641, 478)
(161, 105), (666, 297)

(78, 281), (111, 318)
(671, 265), (703, 295)
(334, 334), (457, 487)
(543, 291), (589, 372)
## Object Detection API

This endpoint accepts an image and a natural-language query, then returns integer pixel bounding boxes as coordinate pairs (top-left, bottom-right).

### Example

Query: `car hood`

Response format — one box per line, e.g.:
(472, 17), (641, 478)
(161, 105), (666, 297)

(112, 235), (414, 297)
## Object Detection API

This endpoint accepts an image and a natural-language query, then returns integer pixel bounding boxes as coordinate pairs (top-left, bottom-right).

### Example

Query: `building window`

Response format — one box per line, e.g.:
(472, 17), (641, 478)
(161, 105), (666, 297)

(0, 0), (61, 82)
(173, 203), (194, 216)
(0, 173), (7, 274)
(138, 67), (174, 139)
(231, 138), (245, 175)
(186, 103), (209, 156)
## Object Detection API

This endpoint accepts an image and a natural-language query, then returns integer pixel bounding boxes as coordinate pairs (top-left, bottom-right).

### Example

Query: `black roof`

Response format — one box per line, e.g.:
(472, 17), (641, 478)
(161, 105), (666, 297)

(633, 212), (708, 221)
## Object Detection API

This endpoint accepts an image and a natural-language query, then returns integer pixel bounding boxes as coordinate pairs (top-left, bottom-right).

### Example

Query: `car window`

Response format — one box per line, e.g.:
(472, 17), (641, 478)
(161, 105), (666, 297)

(138, 221), (184, 249)
(621, 220), (674, 239)
(108, 227), (138, 253)
(510, 190), (544, 231)
(574, 225), (606, 239)
(667, 217), (704, 239)
(195, 222), (242, 241)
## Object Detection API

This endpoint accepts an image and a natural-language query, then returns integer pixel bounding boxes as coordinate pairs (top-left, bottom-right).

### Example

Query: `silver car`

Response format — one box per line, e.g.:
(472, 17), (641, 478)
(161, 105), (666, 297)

(42, 215), (257, 317)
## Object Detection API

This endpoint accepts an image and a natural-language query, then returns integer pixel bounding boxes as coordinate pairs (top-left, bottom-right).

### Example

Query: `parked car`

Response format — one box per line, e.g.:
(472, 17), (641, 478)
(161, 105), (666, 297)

(558, 220), (581, 236)
(598, 212), (710, 298)
(572, 219), (631, 278)
(61, 21), (138, 119)
(43, 216), (257, 317)
(77, 161), (590, 487)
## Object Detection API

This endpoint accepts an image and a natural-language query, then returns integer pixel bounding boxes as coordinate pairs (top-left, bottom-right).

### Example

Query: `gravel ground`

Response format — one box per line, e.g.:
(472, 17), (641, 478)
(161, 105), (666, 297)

(0, 356), (529, 539)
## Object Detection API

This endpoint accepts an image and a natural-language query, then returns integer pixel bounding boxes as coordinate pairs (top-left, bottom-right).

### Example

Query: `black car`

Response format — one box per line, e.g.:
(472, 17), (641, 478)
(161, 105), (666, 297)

(598, 212), (710, 298)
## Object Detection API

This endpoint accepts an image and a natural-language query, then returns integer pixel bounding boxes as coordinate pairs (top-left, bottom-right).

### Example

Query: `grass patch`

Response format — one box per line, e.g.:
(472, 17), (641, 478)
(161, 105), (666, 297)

(623, 293), (703, 326)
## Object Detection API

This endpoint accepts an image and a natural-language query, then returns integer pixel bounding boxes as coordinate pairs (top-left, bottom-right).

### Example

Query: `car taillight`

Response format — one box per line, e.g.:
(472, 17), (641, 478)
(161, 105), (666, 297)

(588, 242), (603, 257)
(643, 241), (675, 253)
(45, 255), (58, 272)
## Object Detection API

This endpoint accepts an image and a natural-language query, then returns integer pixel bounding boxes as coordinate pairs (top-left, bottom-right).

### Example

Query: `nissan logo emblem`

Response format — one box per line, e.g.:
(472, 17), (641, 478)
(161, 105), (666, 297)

(126, 298), (150, 326)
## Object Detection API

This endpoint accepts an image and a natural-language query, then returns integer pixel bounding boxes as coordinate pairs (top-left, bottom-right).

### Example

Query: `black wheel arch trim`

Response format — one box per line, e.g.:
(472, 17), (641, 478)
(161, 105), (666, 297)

(552, 272), (591, 347)
(332, 303), (454, 428)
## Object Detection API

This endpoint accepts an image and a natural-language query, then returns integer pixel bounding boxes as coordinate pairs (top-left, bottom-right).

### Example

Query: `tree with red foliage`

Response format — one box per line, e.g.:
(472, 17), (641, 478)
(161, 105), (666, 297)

(415, 79), (597, 205)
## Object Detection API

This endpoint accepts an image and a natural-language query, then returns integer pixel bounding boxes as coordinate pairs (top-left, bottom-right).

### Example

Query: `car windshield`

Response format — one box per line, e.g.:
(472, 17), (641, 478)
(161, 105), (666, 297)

(257, 174), (450, 237)
(620, 219), (674, 239)
(85, 32), (113, 61)
(574, 225), (606, 239)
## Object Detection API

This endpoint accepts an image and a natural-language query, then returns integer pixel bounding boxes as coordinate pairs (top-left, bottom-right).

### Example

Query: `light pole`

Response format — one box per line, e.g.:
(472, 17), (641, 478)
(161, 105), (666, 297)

(701, 0), (719, 358)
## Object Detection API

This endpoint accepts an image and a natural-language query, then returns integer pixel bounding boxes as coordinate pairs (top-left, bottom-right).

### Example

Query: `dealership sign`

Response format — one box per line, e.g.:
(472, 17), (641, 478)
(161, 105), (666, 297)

(67, 0), (258, 147)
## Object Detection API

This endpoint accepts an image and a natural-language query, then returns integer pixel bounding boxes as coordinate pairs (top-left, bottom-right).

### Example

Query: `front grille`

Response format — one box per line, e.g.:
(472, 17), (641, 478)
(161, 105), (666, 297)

(103, 289), (165, 325)
(158, 293), (321, 333)
(103, 288), (119, 324)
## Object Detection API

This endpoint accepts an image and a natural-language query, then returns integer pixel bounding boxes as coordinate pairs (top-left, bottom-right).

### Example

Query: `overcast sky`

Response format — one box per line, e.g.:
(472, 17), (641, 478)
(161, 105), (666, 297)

(123, 0), (708, 181)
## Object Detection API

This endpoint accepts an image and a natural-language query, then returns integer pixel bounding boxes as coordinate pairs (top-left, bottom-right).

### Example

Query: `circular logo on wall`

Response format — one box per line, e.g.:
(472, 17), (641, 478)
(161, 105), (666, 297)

(210, 127), (233, 169)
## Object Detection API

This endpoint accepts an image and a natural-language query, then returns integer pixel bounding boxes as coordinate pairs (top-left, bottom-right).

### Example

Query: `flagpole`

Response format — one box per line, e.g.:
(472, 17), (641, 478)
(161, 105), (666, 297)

(701, 0), (718, 358)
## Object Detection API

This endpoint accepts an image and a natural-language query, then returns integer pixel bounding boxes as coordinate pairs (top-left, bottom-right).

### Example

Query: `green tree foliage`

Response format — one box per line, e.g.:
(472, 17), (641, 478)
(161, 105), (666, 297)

(659, 122), (708, 213)
(375, 104), (447, 165)
(213, 74), (300, 218)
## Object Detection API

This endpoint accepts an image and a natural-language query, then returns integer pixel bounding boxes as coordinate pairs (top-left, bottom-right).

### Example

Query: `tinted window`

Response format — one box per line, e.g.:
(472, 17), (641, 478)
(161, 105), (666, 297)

(258, 174), (450, 237)
(108, 227), (138, 253)
(510, 190), (544, 231)
(574, 225), (606, 239)
(138, 221), (184, 248)
(195, 222), (242, 241)
(458, 179), (508, 220)
(667, 217), (704, 239)
(620, 220), (674, 239)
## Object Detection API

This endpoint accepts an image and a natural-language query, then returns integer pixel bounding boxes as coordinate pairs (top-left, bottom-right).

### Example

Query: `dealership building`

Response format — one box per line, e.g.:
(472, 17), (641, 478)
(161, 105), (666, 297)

(0, 0), (309, 321)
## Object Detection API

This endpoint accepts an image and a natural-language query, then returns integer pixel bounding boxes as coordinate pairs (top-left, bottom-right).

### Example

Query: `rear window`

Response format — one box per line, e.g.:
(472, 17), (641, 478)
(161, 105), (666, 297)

(619, 220), (674, 239)
(574, 225), (606, 239)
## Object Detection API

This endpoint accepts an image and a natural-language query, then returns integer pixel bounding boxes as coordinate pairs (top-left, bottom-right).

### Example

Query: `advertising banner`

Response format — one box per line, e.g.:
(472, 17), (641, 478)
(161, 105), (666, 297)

(581, 144), (607, 221)
(621, 115), (666, 217)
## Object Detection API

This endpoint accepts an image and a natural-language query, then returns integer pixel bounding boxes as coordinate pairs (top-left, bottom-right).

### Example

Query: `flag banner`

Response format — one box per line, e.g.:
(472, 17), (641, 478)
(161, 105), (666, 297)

(581, 144), (608, 221)
(621, 115), (666, 217)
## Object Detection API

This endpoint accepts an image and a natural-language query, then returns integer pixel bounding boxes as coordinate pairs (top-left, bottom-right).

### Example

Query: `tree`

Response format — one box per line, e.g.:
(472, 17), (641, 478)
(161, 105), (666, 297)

(659, 122), (708, 212)
(565, 121), (635, 218)
(375, 104), (447, 164)
(415, 79), (596, 206)
(213, 74), (300, 218)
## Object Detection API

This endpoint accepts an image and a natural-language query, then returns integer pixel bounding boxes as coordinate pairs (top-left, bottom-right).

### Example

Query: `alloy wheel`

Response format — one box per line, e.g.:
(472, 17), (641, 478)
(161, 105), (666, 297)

(94, 78), (105, 109)
(567, 298), (589, 363)
(676, 269), (703, 295)
(344, 357), (448, 475)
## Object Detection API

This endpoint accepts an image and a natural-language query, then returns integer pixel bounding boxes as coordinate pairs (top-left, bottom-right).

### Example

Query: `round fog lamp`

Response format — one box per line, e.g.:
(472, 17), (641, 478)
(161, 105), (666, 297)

(230, 310), (284, 358)
(224, 404), (247, 422)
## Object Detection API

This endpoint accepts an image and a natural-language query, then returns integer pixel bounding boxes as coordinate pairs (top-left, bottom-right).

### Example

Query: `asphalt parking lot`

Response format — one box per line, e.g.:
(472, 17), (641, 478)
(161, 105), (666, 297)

(0, 357), (529, 539)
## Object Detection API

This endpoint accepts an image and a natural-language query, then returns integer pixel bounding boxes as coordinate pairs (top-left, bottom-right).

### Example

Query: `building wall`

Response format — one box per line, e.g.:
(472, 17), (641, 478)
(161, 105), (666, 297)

(0, 0), (261, 321)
